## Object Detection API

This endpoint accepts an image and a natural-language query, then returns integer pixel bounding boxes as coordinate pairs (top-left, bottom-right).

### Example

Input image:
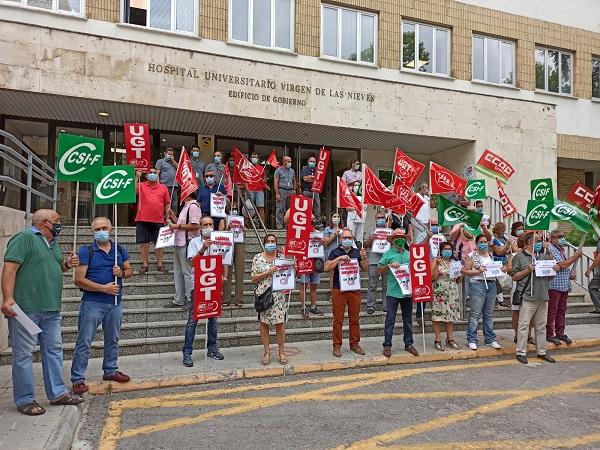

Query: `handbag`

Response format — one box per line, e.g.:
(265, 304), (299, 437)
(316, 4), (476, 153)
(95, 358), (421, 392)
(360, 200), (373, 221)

(512, 273), (532, 306)
(254, 286), (274, 313)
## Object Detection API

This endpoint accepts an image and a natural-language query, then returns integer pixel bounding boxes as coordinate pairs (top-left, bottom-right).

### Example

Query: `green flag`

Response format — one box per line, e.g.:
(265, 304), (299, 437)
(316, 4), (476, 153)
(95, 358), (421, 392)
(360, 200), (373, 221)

(465, 179), (487, 200)
(525, 200), (552, 230)
(437, 195), (483, 229)
(57, 133), (104, 182)
(94, 165), (136, 205)
(530, 178), (554, 202)
(551, 201), (593, 233)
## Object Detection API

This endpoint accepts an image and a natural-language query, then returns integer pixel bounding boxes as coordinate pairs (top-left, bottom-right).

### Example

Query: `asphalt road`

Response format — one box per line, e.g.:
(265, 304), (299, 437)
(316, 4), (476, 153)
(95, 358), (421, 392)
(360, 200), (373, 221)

(75, 348), (600, 450)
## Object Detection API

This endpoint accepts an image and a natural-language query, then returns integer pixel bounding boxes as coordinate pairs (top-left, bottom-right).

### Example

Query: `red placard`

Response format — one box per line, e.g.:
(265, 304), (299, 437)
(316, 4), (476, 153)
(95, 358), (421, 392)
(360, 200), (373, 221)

(175, 148), (198, 204)
(496, 178), (517, 217)
(393, 148), (425, 187)
(193, 255), (223, 320)
(124, 123), (151, 173)
(476, 149), (515, 183)
(296, 256), (315, 275)
(285, 194), (313, 256)
(429, 162), (467, 196)
(409, 243), (433, 303)
(566, 181), (594, 213)
(337, 177), (362, 218)
(311, 147), (330, 193)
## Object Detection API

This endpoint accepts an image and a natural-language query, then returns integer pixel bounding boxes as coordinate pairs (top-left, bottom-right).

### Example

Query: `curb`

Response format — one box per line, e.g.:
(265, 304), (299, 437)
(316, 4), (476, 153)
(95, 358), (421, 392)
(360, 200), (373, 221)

(86, 338), (600, 396)
(43, 404), (82, 450)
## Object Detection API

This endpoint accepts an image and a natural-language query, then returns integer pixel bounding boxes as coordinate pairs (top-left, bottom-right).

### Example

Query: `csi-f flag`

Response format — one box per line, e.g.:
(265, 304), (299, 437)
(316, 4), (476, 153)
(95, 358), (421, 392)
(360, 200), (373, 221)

(525, 200), (552, 231)
(94, 165), (136, 204)
(465, 179), (487, 200)
(436, 195), (483, 229)
(530, 178), (554, 202)
(551, 201), (593, 233)
(57, 133), (104, 182)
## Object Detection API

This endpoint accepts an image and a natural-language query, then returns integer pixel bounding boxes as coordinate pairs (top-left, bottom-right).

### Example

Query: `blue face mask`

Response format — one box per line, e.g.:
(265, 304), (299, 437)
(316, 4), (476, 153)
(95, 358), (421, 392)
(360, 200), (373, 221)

(95, 230), (110, 243)
(431, 226), (439, 234)
(308, 161), (316, 169)
(376, 219), (386, 227)
(475, 207), (483, 213)
(342, 239), (353, 248)
(214, 156), (221, 164)
(441, 249), (453, 259)
(265, 243), (277, 252)
(251, 158), (259, 164)
(557, 238), (567, 247)
(477, 242), (489, 252)
(165, 154), (172, 161)
(206, 176), (215, 185)
(229, 160), (234, 167)
(516, 229), (524, 236)
(534, 242), (543, 252)
(147, 173), (158, 182)
(192, 151), (199, 158)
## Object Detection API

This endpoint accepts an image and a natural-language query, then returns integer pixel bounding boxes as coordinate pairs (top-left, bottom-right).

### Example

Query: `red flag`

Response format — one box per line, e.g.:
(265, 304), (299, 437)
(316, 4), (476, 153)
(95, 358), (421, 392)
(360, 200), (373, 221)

(285, 194), (313, 257)
(429, 162), (467, 196)
(566, 181), (594, 213)
(393, 148), (424, 187)
(337, 177), (362, 219)
(266, 150), (280, 168)
(476, 149), (515, 183)
(363, 165), (407, 213)
(311, 147), (330, 193)
(393, 178), (424, 216)
(224, 164), (233, 198)
(233, 147), (268, 189)
(193, 255), (223, 320)
(496, 178), (517, 217)
(175, 147), (198, 204)
(589, 183), (600, 223)
(410, 243), (433, 303)
(246, 164), (265, 192)
(124, 123), (151, 173)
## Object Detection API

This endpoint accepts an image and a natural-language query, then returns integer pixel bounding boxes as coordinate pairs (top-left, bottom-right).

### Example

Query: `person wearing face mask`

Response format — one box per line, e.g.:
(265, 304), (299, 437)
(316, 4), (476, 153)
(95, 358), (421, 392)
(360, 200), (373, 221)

(182, 216), (228, 366)
(300, 155), (321, 224)
(428, 222), (447, 258)
(197, 168), (228, 231)
(155, 147), (179, 212)
(2, 209), (82, 415)
(364, 211), (392, 314)
(546, 230), (582, 346)
(274, 156), (296, 229)
(431, 242), (461, 351)
(341, 159), (362, 186)
(323, 212), (344, 294)
(511, 232), (559, 364)
(71, 217), (133, 395)
(414, 182), (434, 243)
(205, 151), (225, 187)
(251, 234), (289, 365)
(345, 181), (365, 246)
(245, 151), (267, 225)
(510, 222), (525, 252)
(377, 229), (419, 357)
(324, 228), (368, 357)
(463, 234), (504, 351)
(135, 169), (171, 274)
(190, 144), (205, 187)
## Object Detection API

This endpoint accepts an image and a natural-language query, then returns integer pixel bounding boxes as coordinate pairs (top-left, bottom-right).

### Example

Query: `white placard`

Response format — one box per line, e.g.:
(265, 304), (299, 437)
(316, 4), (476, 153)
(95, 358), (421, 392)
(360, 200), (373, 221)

(209, 231), (234, 265)
(371, 228), (392, 254)
(11, 303), (42, 335)
(210, 193), (227, 218)
(273, 258), (296, 291)
(389, 264), (411, 295)
(308, 232), (325, 259)
(535, 259), (557, 277)
(484, 260), (504, 278)
(155, 226), (175, 249)
(339, 259), (361, 292)
(449, 260), (463, 279)
(227, 215), (245, 243)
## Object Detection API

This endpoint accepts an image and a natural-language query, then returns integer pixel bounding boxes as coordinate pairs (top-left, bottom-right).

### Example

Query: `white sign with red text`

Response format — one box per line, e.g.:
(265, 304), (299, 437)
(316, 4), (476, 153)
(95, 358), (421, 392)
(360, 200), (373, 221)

(209, 231), (233, 265)
(210, 193), (227, 218)
(308, 232), (325, 259)
(227, 215), (245, 243)
(389, 264), (411, 295)
(372, 228), (392, 254)
(339, 259), (361, 292)
(273, 257), (296, 291)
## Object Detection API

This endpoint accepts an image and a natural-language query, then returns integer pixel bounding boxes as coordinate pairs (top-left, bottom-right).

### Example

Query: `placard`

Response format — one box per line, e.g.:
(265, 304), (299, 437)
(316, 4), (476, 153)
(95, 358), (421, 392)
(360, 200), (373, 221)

(285, 194), (312, 256)
(449, 260), (463, 279)
(57, 133), (104, 182)
(389, 264), (411, 295)
(483, 260), (504, 278)
(410, 243), (433, 302)
(308, 232), (325, 258)
(273, 258), (296, 291)
(339, 259), (361, 292)
(210, 193), (227, 218)
(209, 231), (234, 265)
(124, 123), (151, 173)
(193, 255), (223, 320)
(371, 228), (392, 254)
(535, 259), (558, 277)
(94, 165), (137, 204)
(155, 226), (175, 249)
(227, 215), (245, 243)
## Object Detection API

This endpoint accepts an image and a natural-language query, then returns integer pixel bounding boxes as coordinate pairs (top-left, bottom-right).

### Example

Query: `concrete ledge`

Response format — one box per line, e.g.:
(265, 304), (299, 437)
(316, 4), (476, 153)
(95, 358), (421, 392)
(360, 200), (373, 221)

(44, 405), (82, 450)
(86, 338), (600, 396)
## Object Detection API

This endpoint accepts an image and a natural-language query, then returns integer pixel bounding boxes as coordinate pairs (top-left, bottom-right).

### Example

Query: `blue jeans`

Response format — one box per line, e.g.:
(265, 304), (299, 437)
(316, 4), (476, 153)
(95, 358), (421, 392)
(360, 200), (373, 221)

(71, 301), (123, 383)
(466, 280), (497, 344)
(8, 312), (67, 407)
(183, 299), (218, 355)
(384, 296), (414, 348)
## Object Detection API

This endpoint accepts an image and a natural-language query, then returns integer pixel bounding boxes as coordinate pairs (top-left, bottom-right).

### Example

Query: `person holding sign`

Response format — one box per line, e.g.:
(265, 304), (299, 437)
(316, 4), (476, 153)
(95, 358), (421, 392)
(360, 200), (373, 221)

(431, 242), (461, 351)
(377, 229), (419, 357)
(324, 228), (368, 357)
(155, 147), (179, 212)
(463, 234), (504, 351)
(246, 151), (267, 224)
(251, 234), (289, 365)
(510, 232), (559, 365)
(364, 211), (392, 314)
(299, 228), (326, 319)
(300, 154), (321, 224)
(198, 167), (227, 230)
(224, 208), (246, 307)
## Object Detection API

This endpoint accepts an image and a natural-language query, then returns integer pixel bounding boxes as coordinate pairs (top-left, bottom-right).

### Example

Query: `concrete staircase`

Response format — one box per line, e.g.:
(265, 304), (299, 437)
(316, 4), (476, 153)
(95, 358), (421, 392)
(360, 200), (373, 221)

(1, 226), (599, 365)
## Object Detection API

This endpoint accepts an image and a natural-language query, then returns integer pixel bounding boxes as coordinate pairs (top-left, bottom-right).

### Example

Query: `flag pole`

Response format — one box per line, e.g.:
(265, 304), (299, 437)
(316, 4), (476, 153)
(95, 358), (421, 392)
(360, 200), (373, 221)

(113, 130), (119, 306)
(421, 305), (426, 354)
(72, 180), (79, 282)
(204, 318), (209, 371)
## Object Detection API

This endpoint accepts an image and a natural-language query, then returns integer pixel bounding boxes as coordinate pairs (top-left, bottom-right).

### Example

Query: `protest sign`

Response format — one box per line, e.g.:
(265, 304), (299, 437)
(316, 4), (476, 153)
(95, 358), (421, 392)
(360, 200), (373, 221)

(530, 178), (554, 202)
(209, 231), (234, 265)
(94, 165), (136, 204)
(193, 255), (223, 320)
(124, 123), (151, 173)
(449, 260), (463, 279)
(273, 258), (296, 291)
(465, 179), (487, 199)
(525, 200), (552, 230)
(308, 232), (325, 259)
(484, 261), (504, 278)
(339, 259), (361, 292)
(410, 243), (433, 302)
(155, 226), (175, 249)
(285, 195), (312, 256)
(227, 215), (245, 243)
(535, 259), (558, 277)
(389, 264), (411, 295)
(311, 147), (330, 193)
(296, 256), (315, 275)
(371, 228), (392, 254)
(57, 133), (104, 182)
(437, 195), (483, 229)
(210, 193), (227, 218)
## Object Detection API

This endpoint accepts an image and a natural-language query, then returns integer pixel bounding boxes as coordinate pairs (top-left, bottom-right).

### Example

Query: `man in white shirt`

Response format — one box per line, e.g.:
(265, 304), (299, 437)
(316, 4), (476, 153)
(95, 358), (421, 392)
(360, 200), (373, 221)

(414, 182), (431, 244)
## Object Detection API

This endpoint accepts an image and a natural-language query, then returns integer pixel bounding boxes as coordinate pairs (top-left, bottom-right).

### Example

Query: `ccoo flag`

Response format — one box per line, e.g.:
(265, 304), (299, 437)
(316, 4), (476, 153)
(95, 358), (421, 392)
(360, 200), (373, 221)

(94, 165), (136, 204)
(476, 149), (515, 184)
(436, 195), (483, 229)
(57, 133), (104, 182)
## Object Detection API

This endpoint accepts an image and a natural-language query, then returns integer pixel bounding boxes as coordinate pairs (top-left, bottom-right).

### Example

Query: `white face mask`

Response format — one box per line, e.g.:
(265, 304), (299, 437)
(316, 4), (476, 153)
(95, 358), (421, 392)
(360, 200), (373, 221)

(202, 227), (213, 238)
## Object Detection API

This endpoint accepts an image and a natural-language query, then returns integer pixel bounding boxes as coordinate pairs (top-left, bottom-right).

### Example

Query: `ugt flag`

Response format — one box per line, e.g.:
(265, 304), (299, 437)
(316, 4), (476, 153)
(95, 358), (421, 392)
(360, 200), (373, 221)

(430, 162), (467, 196)
(393, 148), (424, 187)
(363, 165), (406, 213)
(436, 195), (483, 229)
(233, 147), (268, 189)
(175, 147), (198, 204)
(337, 177), (362, 218)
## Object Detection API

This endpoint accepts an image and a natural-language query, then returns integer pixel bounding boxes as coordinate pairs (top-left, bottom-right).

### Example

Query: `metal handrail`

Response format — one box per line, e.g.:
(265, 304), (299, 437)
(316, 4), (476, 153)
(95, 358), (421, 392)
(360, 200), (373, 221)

(238, 187), (268, 251)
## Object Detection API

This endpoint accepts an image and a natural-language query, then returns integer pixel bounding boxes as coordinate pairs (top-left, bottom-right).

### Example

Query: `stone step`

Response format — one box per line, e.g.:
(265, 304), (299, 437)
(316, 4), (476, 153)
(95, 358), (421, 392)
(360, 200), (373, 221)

(62, 282), (176, 297)
(2, 313), (599, 365)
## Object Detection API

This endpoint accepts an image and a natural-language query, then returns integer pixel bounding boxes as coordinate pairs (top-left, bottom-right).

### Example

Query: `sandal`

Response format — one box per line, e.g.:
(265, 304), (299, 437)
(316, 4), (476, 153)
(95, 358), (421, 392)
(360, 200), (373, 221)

(434, 341), (445, 351)
(157, 265), (169, 274)
(138, 265), (149, 275)
(514, 337), (518, 343)
(279, 352), (288, 365)
(262, 352), (271, 366)
(50, 392), (84, 406)
(17, 401), (46, 416)
(446, 339), (460, 350)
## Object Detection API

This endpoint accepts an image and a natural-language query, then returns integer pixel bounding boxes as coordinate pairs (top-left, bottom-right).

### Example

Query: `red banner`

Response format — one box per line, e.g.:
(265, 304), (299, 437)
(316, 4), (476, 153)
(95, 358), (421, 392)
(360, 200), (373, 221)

(410, 243), (433, 303)
(285, 194), (312, 256)
(296, 256), (315, 275)
(496, 178), (517, 217)
(476, 149), (515, 183)
(393, 178), (424, 216)
(175, 148), (199, 204)
(363, 165), (406, 212)
(124, 123), (151, 173)
(311, 147), (330, 193)
(393, 148), (424, 187)
(337, 177), (362, 218)
(193, 255), (223, 320)
(224, 164), (233, 198)
(233, 147), (268, 189)
(266, 150), (280, 168)
(567, 181), (594, 213)
(430, 162), (467, 196)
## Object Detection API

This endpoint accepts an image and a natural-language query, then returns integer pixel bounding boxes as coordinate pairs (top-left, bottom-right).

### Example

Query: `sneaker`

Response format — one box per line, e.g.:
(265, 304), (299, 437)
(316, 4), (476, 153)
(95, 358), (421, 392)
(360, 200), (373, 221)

(102, 371), (130, 383)
(72, 381), (88, 395)
(383, 346), (392, 357)
(301, 307), (309, 319)
(468, 342), (478, 351)
(557, 335), (573, 345)
(207, 349), (224, 360)
(547, 336), (562, 346)
(516, 354), (528, 364)
(487, 341), (502, 349)
(537, 353), (556, 363)
(366, 307), (375, 315)
(183, 354), (193, 367)
(164, 301), (186, 309)
(308, 307), (323, 316)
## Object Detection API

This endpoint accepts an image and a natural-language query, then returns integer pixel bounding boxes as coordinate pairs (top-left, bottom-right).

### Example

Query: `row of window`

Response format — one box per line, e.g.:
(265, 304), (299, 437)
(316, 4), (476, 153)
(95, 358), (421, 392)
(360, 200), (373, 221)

(7, 0), (600, 98)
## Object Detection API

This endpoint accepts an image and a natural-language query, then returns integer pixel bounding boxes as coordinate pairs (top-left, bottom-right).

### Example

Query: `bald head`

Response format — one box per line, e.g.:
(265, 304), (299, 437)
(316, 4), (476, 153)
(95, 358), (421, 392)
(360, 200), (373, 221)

(31, 209), (60, 226)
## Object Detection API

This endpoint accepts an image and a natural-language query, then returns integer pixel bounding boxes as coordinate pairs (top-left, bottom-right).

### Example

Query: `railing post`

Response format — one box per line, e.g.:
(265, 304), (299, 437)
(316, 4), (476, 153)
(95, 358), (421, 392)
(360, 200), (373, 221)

(52, 176), (58, 211)
(25, 153), (33, 225)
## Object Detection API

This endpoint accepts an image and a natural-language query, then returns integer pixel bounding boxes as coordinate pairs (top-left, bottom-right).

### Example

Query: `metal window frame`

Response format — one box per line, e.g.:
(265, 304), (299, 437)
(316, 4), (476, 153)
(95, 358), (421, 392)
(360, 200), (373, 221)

(536, 47), (573, 95)
(121, 0), (198, 35)
(9, 0), (86, 16)
(593, 56), (600, 99)
(401, 21), (451, 76)
(472, 34), (515, 86)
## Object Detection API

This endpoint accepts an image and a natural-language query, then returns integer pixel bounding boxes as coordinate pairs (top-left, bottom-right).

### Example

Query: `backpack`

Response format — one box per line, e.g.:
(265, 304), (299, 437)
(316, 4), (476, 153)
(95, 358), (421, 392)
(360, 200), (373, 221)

(85, 244), (126, 267)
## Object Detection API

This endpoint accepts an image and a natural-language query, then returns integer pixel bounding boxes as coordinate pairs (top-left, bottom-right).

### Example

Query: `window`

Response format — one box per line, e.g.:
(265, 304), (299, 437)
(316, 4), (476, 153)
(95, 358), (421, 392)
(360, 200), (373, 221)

(402, 21), (450, 75)
(535, 47), (573, 95)
(124, 0), (197, 34)
(592, 56), (600, 99)
(6, 0), (83, 14)
(229, 0), (294, 50)
(472, 35), (515, 86)
(321, 4), (377, 64)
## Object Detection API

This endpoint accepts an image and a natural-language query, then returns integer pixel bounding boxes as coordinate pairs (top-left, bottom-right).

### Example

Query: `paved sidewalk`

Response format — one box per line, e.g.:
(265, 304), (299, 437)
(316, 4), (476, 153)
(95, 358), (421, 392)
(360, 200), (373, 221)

(1, 324), (599, 449)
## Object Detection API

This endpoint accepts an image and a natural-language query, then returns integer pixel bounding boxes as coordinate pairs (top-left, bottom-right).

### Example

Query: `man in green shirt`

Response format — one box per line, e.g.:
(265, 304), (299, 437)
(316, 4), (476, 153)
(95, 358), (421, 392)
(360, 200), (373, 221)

(378, 229), (419, 357)
(1, 209), (83, 415)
